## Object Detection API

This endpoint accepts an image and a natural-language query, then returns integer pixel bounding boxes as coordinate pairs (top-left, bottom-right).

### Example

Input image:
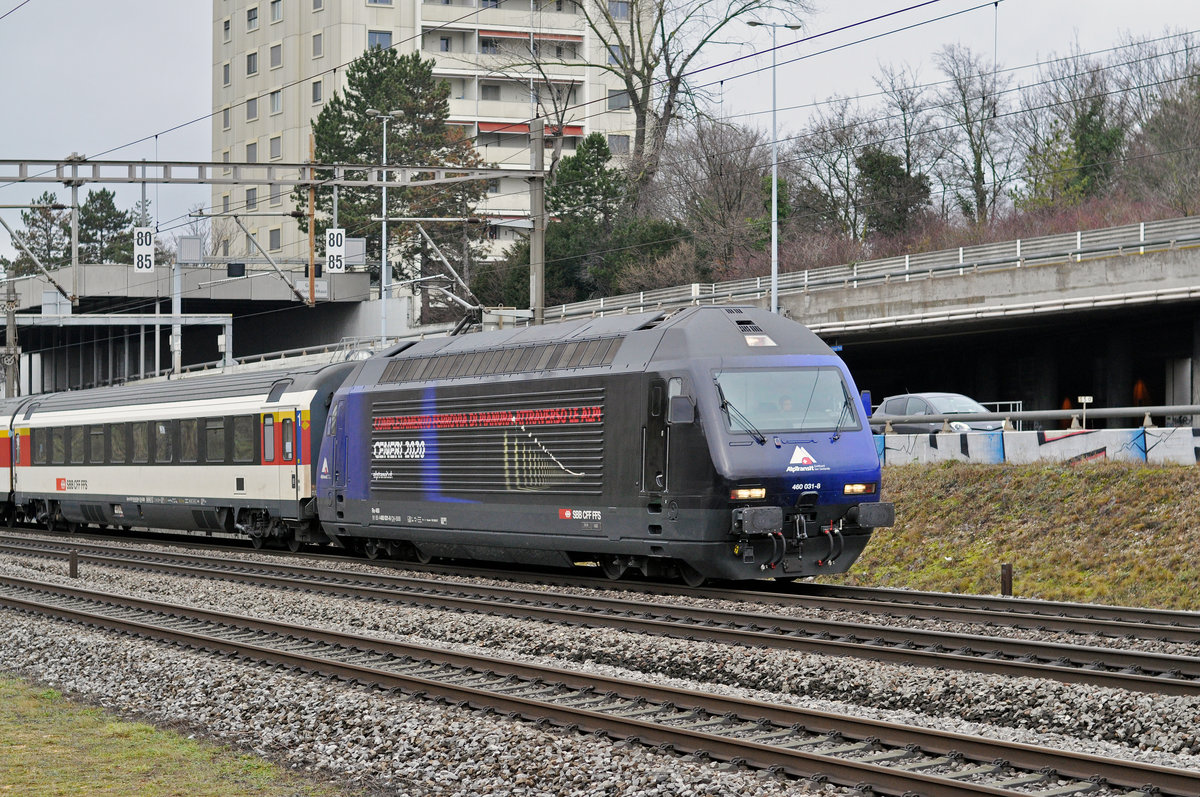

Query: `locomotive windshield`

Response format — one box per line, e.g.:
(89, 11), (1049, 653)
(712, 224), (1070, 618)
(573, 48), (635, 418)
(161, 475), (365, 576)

(713, 367), (861, 433)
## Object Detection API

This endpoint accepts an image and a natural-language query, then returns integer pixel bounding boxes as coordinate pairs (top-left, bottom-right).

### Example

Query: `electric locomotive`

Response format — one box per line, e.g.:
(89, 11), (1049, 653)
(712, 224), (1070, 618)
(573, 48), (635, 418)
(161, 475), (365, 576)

(315, 306), (893, 583)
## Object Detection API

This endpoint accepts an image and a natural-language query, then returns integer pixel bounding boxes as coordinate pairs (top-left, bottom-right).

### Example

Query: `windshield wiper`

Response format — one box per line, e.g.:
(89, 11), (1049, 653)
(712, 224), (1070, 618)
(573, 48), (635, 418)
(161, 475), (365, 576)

(714, 379), (766, 445)
(831, 396), (853, 442)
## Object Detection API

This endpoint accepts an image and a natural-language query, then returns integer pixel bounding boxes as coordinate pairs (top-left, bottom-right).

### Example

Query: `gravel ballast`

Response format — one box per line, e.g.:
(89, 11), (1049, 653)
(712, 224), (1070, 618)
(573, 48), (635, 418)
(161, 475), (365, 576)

(2, 545), (1199, 794)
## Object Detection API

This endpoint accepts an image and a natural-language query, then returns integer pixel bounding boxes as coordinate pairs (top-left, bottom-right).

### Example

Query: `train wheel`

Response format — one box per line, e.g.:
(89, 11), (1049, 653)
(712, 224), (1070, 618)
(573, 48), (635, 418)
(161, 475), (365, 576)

(363, 539), (382, 560)
(412, 546), (433, 565)
(64, 521), (81, 534)
(250, 535), (265, 550)
(599, 555), (626, 581)
(286, 536), (302, 553)
(677, 562), (706, 588)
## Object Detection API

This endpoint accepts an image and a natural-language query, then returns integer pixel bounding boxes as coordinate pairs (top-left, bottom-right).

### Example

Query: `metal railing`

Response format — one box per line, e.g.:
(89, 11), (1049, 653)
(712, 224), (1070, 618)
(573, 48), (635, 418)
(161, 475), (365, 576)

(544, 216), (1200, 321)
(872, 403), (1199, 433)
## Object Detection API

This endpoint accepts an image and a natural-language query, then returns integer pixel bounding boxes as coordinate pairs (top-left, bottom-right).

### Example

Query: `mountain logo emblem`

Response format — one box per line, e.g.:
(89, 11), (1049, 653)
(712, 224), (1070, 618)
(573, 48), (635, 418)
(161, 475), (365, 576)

(790, 446), (816, 465)
(320, 457), (329, 476)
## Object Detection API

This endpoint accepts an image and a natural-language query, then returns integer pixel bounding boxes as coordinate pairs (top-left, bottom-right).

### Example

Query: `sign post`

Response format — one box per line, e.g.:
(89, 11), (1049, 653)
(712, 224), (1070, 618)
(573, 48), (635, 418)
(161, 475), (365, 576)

(133, 227), (155, 273)
(325, 228), (345, 274)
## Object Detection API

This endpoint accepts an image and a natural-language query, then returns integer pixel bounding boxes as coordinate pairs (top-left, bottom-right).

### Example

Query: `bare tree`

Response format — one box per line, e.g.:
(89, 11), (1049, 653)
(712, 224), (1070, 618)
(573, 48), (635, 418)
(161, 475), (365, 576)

(1123, 78), (1200, 215)
(933, 44), (1017, 225)
(578, 0), (811, 206)
(651, 121), (769, 278)
(783, 96), (877, 239)
(875, 63), (946, 181)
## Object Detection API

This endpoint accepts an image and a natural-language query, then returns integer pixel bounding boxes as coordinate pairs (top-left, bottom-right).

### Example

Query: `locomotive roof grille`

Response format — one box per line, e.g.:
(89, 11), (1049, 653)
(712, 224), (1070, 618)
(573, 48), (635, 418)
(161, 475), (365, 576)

(379, 335), (621, 384)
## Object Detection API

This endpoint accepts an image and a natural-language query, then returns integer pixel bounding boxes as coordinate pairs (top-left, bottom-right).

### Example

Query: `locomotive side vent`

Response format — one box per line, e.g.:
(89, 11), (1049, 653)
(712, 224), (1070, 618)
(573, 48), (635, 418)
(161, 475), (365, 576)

(723, 308), (744, 314)
(735, 319), (765, 334)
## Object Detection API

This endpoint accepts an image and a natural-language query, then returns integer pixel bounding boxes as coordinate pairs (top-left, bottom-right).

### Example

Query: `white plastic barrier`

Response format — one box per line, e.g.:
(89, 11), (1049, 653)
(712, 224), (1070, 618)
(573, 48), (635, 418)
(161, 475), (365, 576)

(876, 428), (1200, 466)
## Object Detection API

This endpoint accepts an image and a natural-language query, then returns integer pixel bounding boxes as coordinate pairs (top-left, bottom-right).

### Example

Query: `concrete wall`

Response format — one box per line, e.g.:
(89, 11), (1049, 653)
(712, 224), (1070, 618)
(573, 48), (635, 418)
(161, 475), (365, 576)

(876, 427), (1200, 466)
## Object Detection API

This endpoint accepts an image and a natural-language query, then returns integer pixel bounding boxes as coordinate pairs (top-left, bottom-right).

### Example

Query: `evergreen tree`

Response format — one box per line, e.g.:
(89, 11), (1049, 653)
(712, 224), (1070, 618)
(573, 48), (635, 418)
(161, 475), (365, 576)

(302, 47), (488, 286)
(78, 189), (133, 263)
(855, 146), (931, 238)
(547, 133), (625, 223)
(12, 191), (68, 276)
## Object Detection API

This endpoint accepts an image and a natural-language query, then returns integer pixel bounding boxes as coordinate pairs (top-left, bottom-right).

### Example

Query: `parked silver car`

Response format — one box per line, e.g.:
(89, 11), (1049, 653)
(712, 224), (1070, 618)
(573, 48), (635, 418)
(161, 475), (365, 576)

(870, 392), (1003, 434)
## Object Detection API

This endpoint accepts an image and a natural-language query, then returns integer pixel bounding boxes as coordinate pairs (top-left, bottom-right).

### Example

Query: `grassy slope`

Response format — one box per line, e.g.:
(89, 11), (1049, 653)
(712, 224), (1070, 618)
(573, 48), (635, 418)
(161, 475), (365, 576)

(824, 461), (1200, 610)
(0, 677), (359, 797)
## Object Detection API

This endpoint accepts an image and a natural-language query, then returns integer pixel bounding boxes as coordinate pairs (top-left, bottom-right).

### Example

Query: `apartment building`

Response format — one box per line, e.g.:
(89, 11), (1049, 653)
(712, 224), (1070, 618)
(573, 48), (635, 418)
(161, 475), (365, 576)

(211, 0), (635, 263)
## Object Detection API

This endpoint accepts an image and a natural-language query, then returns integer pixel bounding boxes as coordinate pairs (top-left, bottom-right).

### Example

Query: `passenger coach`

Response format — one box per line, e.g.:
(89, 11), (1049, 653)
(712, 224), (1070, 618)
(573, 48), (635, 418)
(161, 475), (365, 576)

(7, 363), (355, 547)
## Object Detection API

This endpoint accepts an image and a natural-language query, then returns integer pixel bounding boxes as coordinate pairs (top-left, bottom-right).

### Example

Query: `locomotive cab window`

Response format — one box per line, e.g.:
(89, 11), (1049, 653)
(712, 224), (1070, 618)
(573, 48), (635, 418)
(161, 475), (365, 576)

(714, 367), (861, 433)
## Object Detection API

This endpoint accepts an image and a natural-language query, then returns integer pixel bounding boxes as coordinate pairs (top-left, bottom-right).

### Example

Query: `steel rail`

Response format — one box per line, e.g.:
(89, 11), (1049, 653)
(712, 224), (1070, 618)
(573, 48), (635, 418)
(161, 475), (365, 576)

(0, 574), (1196, 797)
(2, 538), (1197, 696)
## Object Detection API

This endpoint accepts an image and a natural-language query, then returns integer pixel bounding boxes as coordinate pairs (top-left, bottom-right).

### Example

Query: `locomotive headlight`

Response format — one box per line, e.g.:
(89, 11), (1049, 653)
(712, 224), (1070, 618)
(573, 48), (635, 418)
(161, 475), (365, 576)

(730, 487), (766, 500)
(843, 483), (877, 495)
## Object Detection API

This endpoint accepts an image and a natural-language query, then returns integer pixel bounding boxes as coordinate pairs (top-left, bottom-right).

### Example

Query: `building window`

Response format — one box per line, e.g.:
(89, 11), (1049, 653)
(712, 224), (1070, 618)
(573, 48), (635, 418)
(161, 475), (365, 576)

(223, 18), (231, 42)
(366, 0), (392, 4)
(246, 187), (258, 210)
(439, 36), (451, 52)
(480, 37), (499, 54)
(480, 83), (500, 101)
(270, 43), (282, 69)
(222, 62), (231, 86)
(608, 44), (621, 65)
(270, 89), (282, 114)
(246, 141), (258, 162)
(607, 134), (630, 154)
(607, 89), (629, 111)
(368, 30), (392, 50)
(313, 0), (323, 9)
(270, 135), (281, 159)
(222, 107), (231, 130)
(488, 179), (500, 194)
(246, 97), (258, 120)
(312, 32), (322, 57)
(608, 0), (629, 18)
(222, 194), (230, 213)
(270, 0), (282, 22)
(312, 80), (322, 103)
(247, 6), (258, 30)
(269, 228), (281, 251)
(247, 51), (258, 75)
(482, 0), (500, 7)
(222, 150), (230, 174)
(270, 183), (282, 205)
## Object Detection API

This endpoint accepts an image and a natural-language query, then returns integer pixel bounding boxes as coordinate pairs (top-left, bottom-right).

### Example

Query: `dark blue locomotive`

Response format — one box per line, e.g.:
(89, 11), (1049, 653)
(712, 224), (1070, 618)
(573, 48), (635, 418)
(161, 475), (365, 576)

(315, 306), (893, 584)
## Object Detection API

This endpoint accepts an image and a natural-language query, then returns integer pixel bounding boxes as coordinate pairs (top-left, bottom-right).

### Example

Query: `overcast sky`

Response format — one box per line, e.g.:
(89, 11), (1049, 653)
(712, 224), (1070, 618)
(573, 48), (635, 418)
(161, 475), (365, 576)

(0, 0), (1196, 261)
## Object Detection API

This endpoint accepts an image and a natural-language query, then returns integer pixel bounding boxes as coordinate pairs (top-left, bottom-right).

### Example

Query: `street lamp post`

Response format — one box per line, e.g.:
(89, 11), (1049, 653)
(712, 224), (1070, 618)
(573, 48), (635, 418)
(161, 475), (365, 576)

(747, 21), (800, 315)
(367, 108), (402, 345)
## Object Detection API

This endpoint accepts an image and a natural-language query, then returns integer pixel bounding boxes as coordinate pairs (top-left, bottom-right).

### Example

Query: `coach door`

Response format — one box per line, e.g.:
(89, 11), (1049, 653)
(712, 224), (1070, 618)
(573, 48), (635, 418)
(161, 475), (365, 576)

(265, 409), (301, 515)
(642, 379), (668, 493)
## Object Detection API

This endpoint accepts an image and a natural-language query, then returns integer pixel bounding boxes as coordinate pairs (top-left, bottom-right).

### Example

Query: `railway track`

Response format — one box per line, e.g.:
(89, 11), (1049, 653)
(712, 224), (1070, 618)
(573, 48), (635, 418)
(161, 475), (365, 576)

(1, 572), (1196, 797)
(2, 534), (1198, 696)
(7, 526), (1200, 647)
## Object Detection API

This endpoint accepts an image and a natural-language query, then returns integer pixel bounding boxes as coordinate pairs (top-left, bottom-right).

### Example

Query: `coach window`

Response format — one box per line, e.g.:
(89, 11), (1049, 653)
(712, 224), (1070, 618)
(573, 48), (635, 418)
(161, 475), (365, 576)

(206, 418), (226, 463)
(263, 416), (275, 461)
(179, 419), (198, 462)
(233, 415), (255, 463)
(155, 421), (173, 463)
(110, 423), (127, 464)
(131, 422), (149, 464)
(89, 426), (104, 464)
(32, 428), (47, 466)
(282, 417), (294, 461)
(51, 428), (65, 465)
(69, 427), (84, 465)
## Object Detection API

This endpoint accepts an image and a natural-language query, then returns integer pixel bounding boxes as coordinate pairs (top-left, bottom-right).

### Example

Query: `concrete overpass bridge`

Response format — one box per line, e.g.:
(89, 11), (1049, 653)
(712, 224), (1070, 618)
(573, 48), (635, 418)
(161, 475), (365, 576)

(10, 216), (1200, 420)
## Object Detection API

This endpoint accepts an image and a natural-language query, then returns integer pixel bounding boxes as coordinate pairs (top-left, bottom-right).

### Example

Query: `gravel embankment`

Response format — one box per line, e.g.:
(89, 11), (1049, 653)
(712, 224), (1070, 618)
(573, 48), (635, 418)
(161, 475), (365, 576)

(3, 544), (1199, 795)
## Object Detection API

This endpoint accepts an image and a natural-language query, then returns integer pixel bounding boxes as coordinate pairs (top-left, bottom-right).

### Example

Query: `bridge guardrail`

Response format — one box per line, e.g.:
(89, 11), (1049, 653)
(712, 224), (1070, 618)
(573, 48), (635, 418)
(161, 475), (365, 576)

(545, 215), (1200, 322)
